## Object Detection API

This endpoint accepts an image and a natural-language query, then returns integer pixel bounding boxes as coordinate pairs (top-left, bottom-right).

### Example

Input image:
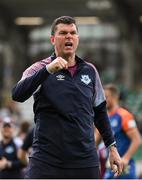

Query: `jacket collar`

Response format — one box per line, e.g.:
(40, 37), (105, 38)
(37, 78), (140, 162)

(50, 52), (85, 65)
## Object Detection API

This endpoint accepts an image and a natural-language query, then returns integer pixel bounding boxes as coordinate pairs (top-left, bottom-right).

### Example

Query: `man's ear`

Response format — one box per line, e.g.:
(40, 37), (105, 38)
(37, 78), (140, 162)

(50, 35), (55, 45)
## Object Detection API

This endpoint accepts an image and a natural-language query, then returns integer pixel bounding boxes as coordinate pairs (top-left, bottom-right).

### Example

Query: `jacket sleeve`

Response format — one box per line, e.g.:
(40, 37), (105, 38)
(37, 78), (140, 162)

(94, 101), (115, 148)
(8, 159), (25, 170)
(92, 65), (115, 147)
(12, 66), (50, 102)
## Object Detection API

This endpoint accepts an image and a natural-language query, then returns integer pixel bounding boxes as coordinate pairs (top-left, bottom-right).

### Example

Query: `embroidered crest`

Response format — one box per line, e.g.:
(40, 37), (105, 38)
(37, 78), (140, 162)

(56, 74), (65, 80)
(80, 75), (91, 85)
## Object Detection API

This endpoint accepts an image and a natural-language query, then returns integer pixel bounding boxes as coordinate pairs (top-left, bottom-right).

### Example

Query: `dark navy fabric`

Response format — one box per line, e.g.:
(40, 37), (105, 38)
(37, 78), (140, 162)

(22, 128), (34, 151)
(25, 157), (101, 179)
(12, 53), (115, 168)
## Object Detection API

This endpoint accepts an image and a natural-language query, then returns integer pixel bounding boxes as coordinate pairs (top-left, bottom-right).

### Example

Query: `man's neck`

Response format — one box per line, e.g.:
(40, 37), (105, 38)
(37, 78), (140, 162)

(55, 52), (76, 67)
(108, 104), (119, 115)
(66, 56), (76, 67)
(3, 138), (11, 144)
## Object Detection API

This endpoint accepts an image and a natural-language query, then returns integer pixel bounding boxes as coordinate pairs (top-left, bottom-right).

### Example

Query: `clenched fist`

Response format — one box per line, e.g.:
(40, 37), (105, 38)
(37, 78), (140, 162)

(47, 57), (68, 74)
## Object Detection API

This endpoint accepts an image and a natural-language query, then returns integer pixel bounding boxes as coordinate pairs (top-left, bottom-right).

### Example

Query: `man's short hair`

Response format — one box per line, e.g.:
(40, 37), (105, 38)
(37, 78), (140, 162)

(51, 16), (77, 35)
(104, 84), (120, 98)
(2, 122), (12, 128)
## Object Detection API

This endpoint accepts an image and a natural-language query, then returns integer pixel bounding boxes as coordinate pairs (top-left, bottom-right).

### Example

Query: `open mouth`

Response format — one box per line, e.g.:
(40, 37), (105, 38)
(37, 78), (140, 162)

(65, 42), (73, 48)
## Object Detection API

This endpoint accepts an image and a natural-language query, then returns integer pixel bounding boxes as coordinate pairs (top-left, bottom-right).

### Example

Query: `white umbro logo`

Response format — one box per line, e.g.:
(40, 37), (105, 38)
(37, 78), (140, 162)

(81, 75), (91, 85)
(56, 74), (65, 80)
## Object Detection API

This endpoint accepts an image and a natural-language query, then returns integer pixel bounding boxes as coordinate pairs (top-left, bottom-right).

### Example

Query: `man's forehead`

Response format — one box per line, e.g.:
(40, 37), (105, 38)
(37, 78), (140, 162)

(56, 23), (77, 31)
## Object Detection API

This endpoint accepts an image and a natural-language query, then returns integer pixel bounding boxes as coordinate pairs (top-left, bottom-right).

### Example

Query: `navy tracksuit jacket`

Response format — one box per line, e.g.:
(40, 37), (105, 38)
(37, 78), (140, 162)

(12, 53), (115, 168)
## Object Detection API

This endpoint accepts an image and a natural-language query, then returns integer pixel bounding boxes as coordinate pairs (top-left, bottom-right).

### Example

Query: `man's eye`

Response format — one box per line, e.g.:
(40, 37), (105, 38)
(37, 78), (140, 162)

(71, 31), (77, 35)
(59, 32), (67, 35)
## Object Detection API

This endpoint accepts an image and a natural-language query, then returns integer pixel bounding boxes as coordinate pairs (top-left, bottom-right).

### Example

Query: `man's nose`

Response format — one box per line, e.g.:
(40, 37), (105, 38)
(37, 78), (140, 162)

(65, 33), (72, 38)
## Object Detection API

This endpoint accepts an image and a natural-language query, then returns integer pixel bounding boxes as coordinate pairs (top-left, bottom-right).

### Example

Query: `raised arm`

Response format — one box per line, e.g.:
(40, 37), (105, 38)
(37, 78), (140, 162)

(12, 66), (49, 102)
(12, 57), (68, 102)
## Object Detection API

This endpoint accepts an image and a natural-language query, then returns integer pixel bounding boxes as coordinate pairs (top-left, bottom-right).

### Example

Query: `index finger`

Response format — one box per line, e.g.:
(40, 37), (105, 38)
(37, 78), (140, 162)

(59, 57), (68, 68)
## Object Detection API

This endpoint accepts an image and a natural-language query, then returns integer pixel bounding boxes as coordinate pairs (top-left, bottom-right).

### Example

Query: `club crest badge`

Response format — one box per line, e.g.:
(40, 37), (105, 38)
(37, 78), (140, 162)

(80, 75), (91, 85)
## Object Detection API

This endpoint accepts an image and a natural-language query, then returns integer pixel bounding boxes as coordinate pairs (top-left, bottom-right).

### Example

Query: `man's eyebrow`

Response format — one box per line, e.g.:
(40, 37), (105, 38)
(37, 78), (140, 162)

(59, 30), (77, 33)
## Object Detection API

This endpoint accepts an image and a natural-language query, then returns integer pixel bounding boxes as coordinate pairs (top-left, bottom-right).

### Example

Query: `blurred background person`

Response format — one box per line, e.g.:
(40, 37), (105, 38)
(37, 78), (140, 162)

(14, 121), (30, 148)
(18, 127), (34, 165)
(18, 127), (34, 177)
(95, 84), (142, 179)
(0, 120), (25, 179)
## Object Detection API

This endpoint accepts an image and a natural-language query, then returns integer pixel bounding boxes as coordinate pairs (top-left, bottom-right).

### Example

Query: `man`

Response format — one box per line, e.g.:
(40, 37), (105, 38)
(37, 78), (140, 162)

(12, 16), (123, 179)
(0, 121), (25, 178)
(96, 84), (142, 179)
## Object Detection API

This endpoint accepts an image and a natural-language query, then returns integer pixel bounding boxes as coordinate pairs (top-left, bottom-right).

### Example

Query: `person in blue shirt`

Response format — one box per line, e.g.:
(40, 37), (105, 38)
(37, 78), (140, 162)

(12, 16), (123, 179)
(96, 84), (141, 179)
